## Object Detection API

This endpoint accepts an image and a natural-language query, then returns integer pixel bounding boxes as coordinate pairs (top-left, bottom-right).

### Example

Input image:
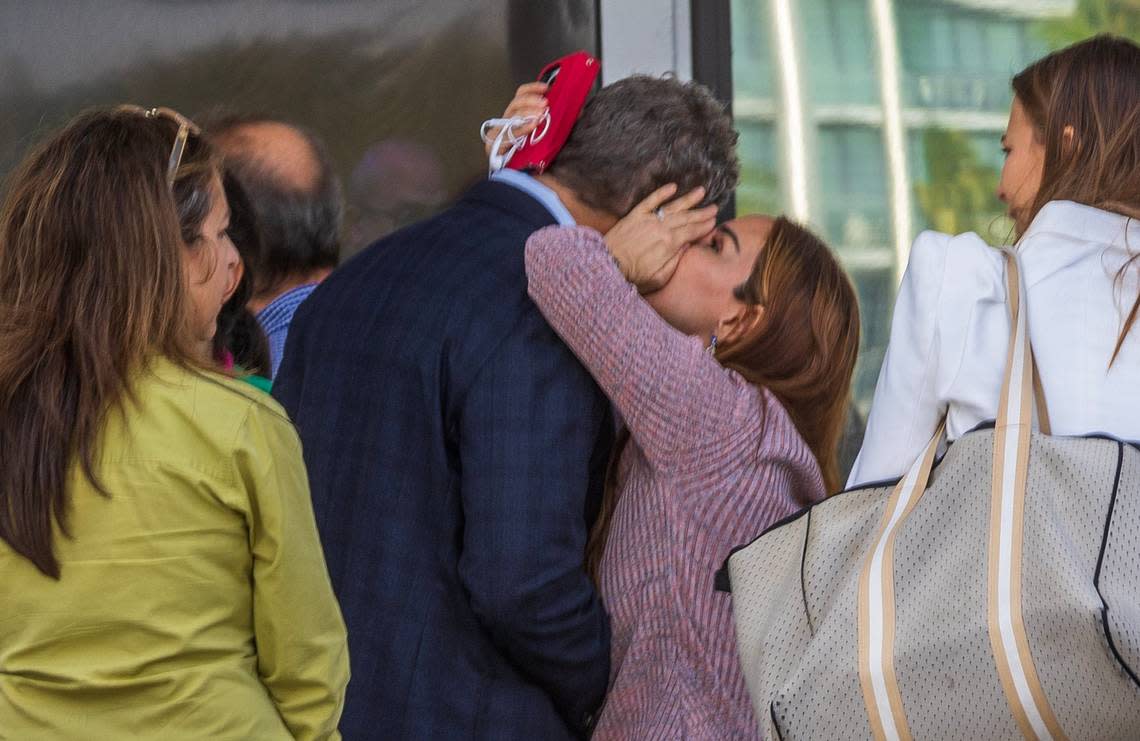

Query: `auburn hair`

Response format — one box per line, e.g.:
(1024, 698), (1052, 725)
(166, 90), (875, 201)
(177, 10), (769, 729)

(0, 108), (219, 578)
(1012, 35), (1140, 363)
(586, 217), (860, 581)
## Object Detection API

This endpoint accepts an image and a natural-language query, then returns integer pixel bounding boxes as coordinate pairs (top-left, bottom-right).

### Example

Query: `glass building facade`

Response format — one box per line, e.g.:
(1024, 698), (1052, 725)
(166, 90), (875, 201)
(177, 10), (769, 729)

(1, 0), (1138, 426)
(0, 0), (597, 256)
(728, 0), (1140, 415)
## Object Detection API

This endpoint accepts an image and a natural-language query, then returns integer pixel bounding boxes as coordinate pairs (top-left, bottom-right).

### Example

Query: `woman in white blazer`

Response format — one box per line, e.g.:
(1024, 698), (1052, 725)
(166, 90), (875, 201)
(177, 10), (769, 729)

(849, 35), (1140, 487)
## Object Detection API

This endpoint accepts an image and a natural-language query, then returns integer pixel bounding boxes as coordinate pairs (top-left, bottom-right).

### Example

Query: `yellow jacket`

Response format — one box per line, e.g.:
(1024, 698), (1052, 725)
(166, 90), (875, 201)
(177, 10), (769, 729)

(0, 358), (349, 740)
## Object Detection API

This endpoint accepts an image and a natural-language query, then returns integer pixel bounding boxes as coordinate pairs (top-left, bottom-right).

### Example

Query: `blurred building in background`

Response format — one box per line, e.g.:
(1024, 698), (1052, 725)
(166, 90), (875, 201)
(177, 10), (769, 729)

(724, 0), (1140, 413)
(606, 0), (1140, 473)
(2, 0), (1138, 422)
(0, 0), (597, 255)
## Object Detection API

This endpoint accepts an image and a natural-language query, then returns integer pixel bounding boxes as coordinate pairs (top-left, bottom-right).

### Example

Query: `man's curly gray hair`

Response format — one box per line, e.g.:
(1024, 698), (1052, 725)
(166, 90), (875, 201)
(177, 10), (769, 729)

(548, 75), (739, 216)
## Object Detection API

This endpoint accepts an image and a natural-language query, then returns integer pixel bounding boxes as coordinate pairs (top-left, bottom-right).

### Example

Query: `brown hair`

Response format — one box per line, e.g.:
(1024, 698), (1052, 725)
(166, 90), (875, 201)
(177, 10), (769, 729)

(585, 217), (860, 580)
(0, 107), (219, 578)
(1012, 35), (1140, 362)
(549, 75), (739, 216)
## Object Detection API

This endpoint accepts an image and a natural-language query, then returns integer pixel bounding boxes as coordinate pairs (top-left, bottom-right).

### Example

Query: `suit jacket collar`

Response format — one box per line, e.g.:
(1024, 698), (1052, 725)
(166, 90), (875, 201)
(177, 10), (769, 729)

(1018, 200), (1140, 288)
(1022, 200), (1137, 247)
(459, 178), (560, 231)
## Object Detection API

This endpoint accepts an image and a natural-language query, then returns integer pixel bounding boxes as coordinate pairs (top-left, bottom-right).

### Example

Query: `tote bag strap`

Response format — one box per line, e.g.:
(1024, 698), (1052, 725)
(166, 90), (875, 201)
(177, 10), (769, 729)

(999, 247), (1052, 435)
(986, 248), (1067, 740)
(857, 248), (1064, 740)
(857, 419), (943, 741)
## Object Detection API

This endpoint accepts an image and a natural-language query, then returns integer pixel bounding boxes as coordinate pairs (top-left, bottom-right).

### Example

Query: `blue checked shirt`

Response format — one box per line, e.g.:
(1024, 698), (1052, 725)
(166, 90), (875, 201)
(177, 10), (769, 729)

(256, 283), (318, 379)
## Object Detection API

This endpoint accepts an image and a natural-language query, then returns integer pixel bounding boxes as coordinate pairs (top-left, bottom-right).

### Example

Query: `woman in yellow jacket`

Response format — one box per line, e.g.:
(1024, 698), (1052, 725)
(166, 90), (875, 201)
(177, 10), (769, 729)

(0, 107), (349, 739)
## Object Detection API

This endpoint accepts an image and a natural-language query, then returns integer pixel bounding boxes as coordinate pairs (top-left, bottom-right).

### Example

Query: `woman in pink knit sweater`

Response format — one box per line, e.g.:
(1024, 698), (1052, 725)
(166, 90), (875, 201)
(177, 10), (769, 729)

(524, 184), (860, 739)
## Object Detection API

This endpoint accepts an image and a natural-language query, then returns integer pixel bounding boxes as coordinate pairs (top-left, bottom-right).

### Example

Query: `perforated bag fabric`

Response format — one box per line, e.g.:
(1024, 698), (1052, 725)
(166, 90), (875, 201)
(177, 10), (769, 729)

(728, 249), (1140, 740)
(729, 427), (1140, 740)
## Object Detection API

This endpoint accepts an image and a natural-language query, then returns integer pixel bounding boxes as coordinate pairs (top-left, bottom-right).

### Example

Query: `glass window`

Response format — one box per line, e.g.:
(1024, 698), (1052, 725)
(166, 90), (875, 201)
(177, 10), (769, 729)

(736, 122), (781, 216)
(0, 0), (598, 257)
(818, 125), (890, 250)
(801, 0), (879, 106)
(728, 0), (1140, 440)
(909, 126), (1010, 241)
(733, 0), (777, 100)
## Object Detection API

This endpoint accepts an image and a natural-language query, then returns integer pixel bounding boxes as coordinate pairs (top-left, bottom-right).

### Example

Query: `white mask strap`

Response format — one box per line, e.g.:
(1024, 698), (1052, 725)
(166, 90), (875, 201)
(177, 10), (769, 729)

(479, 110), (552, 173)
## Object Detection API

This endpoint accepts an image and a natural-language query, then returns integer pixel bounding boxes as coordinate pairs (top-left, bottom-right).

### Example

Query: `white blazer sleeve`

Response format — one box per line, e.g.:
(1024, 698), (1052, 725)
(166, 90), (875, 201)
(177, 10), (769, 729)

(847, 231), (951, 487)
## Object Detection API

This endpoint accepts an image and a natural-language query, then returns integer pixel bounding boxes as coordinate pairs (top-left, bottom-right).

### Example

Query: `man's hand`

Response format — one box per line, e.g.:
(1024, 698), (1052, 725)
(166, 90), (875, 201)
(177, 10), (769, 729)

(604, 184), (718, 294)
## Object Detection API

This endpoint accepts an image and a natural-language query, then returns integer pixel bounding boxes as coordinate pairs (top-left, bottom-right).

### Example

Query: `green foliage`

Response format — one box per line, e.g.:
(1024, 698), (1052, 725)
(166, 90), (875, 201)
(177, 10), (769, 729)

(913, 128), (1012, 244)
(1036, 0), (1140, 49)
(735, 164), (782, 217)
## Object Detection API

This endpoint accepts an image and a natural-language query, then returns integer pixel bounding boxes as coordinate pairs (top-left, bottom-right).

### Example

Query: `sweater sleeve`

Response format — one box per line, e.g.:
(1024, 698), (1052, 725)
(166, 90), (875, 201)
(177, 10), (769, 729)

(847, 231), (951, 487)
(525, 225), (769, 473)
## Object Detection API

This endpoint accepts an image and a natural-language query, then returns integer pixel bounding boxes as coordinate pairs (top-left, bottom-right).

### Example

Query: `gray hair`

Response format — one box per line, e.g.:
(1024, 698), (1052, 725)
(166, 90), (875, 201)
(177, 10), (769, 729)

(204, 113), (343, 295)
(548, 75), (739, 215)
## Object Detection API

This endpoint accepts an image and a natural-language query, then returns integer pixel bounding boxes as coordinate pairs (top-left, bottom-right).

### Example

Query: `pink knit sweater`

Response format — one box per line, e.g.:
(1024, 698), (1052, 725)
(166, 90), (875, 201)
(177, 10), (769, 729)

(525, 226), (826, 740)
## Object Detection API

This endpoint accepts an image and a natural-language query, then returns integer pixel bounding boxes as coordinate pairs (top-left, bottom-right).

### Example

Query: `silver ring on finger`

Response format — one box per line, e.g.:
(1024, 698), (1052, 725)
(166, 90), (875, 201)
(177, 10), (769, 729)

(654, 208), (665, 222)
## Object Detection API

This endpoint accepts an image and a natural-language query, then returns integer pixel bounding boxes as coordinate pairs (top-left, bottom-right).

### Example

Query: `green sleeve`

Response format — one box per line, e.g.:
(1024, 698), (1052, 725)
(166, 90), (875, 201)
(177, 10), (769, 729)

(239, 374), (274, 394)
(235, 402), (349, 741)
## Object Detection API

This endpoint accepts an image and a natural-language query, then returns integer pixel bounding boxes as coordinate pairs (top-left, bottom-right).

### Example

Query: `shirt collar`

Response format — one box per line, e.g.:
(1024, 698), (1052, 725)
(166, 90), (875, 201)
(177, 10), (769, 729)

(256, 283), (319, 331)
(490, 169), (576, 226)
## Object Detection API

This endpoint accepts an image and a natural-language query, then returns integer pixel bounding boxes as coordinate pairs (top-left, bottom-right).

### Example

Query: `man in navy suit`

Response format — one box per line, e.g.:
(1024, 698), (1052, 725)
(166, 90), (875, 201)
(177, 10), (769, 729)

(273, 75), (739, 740)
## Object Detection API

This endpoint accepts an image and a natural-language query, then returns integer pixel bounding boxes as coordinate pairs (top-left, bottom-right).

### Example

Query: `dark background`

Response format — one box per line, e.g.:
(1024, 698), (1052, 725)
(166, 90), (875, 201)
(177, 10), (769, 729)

(0, 0), (598, 255)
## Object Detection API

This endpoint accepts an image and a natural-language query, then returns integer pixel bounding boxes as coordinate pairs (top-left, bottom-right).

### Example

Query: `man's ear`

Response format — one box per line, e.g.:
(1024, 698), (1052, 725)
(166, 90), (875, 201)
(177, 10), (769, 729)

(716, 304), (764, 345)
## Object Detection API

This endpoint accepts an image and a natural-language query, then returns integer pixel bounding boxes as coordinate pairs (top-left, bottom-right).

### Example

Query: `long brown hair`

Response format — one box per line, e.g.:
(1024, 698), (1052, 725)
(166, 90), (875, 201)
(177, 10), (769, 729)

(1012, 35), (1140, 362)
(586, 217), (860, 580)
(0, 108), (219, 578)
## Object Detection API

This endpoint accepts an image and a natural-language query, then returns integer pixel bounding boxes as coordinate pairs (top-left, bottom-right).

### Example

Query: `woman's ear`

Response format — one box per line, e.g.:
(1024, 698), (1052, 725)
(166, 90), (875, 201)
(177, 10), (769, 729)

(716, 304), (764, 345)
(223, 258), (245, 303)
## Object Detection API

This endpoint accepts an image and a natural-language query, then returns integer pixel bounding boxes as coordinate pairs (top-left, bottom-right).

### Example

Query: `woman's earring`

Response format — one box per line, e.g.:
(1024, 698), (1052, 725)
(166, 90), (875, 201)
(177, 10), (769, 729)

(706, 334), (718, 355)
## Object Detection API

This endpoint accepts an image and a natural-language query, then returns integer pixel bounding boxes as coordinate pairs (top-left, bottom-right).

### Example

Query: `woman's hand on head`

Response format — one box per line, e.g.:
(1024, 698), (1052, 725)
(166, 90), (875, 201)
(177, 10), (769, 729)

(604, 184), (718, 294)
(484, 82), (549, 158)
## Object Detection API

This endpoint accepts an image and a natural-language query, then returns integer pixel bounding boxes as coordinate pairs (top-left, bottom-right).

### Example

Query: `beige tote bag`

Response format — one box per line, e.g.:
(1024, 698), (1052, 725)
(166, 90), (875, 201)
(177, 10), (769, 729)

(725, 249), (1140, 740)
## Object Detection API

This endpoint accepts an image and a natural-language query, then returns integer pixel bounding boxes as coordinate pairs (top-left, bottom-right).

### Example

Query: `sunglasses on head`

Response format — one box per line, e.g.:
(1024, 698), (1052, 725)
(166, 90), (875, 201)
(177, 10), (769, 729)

(117, 105), (201, 189)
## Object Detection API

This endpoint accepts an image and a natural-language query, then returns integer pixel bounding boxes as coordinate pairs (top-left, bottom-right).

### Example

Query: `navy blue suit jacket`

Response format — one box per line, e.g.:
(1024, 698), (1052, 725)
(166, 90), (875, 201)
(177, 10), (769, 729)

(273, 180), (613, 740)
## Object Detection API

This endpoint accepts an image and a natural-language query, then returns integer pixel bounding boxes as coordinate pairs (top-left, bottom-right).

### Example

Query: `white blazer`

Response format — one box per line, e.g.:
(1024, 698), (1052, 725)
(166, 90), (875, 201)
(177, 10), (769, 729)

(848, 200), (1140, 488)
